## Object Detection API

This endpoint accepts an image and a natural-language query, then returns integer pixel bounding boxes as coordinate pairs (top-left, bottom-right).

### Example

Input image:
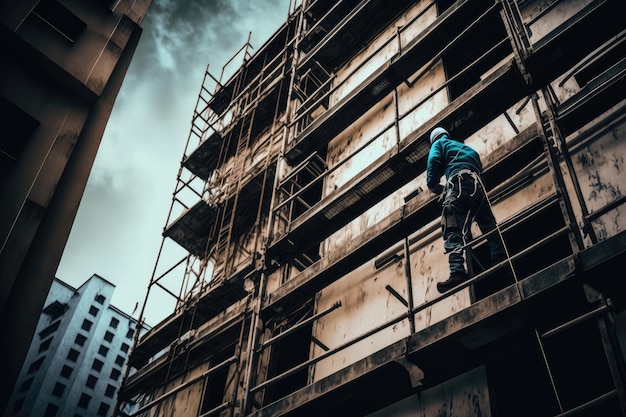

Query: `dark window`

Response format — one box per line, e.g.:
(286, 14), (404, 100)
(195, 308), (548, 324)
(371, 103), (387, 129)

(77, 393), (91, 408)
(86, 375), (97, 389)
(95, 294), (105, 304)
(97, 402), (110, 417)
(264, 322), (311, 403)
(104, 331), (114, 342)
(52, 382), (65, 397)
(13, 398), (24, 412)
(74, 333), (87, 347)
(88, 306), (99, 316)
(39, 337), (53, 353)
(97, 0), (116, 11)
(28, 357), (44, 373)
(0, 96), (39, 174)
(114, 355), (124, 366)
(199, 350), (232, 413)
(43, 403), (59, 417)
(104, 384), (116, 398)
(120, 342), (130, 353)
(20, 378), (33, 392)
(110, 368), (121, 381)
(98, 345), (109, 357)
(39, 320), (60, 339)
(110, 317), (119, 329)
(67, 348), (79, 362)
(92, 359), (104, 372)
(60, 365), (73, 378)
(42, 301), (67, 320)
(126, 328), (134, 339)
(440, 10), (511, 102)
(32, 0), (86, 42)
(81, 319), (93, 332)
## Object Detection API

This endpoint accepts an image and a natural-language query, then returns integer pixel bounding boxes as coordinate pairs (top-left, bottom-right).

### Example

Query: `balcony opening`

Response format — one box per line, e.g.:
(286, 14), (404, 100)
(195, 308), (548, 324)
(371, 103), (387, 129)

(264, 321), (313, 404)
(200, 349), (234, 414)
(32, 0), (86, 43)
(472, 198), (572, 300)
(441, 7), (512, 101)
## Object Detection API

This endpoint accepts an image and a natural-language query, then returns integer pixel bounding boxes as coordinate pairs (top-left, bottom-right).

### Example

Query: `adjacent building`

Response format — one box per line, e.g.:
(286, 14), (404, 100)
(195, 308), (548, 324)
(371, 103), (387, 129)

(0, 0), (152, 411)
(119, 0), (626, 416)
(4, 275), (142, 417)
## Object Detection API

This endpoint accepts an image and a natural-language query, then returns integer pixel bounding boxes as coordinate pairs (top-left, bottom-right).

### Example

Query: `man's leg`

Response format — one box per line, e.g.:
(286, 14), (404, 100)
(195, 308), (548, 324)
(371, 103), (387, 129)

(474, 194), (505, 264)
(438, 199), (470, 293)
(442, 201), (466, 274)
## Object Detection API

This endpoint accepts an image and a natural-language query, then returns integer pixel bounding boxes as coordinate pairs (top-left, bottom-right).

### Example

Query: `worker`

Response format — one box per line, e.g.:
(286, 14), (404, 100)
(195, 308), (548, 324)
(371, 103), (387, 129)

(426, 127), (505, 293)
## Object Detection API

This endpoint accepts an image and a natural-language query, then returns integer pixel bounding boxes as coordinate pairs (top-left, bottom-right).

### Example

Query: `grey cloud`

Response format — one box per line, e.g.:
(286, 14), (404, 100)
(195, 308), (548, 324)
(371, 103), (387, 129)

(137, 0), (270, 71)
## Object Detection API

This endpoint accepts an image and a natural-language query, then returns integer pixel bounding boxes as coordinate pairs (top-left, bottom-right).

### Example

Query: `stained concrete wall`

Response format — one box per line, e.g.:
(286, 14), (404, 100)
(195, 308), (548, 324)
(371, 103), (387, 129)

(307, 0), (626, 389)
(567, 117), (626, 242)
(148, 362), (209, 417)
(129, 0), (626, 415)
(365, 366), (490, 417)
(310, 1), (450, 381)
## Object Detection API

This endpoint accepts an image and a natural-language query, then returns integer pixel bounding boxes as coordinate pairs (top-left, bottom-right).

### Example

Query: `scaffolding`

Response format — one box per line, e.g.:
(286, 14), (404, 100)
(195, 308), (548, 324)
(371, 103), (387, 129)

(116, 1), (626, 416)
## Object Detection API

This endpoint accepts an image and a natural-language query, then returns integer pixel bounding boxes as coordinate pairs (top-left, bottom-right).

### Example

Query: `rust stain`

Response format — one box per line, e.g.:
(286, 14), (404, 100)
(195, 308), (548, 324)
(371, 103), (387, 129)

(587, 170), (621, 200)
(356, 286), (367, 304)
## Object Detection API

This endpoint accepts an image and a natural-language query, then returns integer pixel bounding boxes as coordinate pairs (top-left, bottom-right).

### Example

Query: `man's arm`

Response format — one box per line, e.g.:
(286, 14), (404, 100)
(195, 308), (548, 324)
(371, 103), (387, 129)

(426, 143), (444, 194)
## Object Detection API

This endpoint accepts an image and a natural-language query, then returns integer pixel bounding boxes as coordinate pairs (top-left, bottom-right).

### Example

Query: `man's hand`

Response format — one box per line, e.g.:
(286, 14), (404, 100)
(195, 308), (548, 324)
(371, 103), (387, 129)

(429, 184), (445, 203)
(431, 184), (444, 195)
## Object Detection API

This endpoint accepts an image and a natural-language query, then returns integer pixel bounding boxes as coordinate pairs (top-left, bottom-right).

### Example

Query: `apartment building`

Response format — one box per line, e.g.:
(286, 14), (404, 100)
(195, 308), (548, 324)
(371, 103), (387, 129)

(118, 0), (626, 416)
(0, 0), (152, 410)
(4, 275), (142, 417)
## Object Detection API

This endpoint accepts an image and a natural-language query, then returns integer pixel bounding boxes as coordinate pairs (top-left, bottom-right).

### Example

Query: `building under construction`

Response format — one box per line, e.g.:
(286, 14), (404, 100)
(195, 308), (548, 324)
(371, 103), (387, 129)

(117, 0), (626, 416)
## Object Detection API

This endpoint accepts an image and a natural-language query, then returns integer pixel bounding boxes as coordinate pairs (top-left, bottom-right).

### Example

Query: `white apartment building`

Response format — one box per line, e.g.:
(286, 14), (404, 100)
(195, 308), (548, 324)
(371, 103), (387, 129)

(5, 275), (142, 417)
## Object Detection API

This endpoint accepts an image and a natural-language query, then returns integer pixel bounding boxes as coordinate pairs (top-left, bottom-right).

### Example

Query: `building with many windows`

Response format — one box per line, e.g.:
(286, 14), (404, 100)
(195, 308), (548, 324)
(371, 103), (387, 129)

(4, 274), (142, 417)
(0, 1), (152, 410)
(118, 0), (626, 416)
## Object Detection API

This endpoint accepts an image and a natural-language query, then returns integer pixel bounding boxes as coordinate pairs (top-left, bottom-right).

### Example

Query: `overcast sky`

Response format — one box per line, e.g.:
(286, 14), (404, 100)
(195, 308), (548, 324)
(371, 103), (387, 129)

(56, 0), (293, 325)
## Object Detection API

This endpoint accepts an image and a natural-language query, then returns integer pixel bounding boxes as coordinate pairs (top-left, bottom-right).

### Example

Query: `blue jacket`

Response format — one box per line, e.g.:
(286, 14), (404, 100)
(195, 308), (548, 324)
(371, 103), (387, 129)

(426, 134), (482, 194)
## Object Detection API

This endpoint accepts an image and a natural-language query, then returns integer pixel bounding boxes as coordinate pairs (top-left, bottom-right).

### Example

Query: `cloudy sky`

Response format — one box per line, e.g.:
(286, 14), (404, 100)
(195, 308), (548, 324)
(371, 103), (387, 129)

(56, 0), (294, 325)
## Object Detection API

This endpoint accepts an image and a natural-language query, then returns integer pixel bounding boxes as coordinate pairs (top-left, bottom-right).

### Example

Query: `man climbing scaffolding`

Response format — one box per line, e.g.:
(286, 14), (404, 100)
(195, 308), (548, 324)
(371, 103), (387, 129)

(426, 127), (506, 293)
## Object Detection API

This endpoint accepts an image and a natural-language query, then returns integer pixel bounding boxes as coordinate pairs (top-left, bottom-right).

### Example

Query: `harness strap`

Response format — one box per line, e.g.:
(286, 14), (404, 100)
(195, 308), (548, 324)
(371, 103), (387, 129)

(447, 169), (479, 197)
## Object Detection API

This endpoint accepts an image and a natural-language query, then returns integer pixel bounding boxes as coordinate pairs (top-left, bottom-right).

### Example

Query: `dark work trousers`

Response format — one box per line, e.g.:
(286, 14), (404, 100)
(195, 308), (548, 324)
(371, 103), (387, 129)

(441, 170), (505, 276)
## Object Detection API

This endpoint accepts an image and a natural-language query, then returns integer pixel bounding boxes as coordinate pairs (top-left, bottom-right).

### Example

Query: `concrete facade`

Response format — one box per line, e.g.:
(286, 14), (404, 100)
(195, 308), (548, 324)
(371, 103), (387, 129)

(0, 0), (152, 411)
(119, 1), (626, 416)
(4, 275), (141, 417)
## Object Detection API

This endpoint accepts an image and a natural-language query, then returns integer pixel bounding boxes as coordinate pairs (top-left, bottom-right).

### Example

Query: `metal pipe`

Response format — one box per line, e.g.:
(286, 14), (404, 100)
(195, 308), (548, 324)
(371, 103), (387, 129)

(245, 69), (569, 404)
(127, 356), (237, 417)
(596, 313), (626, 414)
(198, 402), (230, 417)
(251, 310), (410, 393)
(375, 190), (558, 274)
(410, 225), (572, 313)
(535, 326), (565, 414)
(541, 304), (609, 339)
(240, 5), (309, 414)
(533, 93), (587, 250)
(259, 301), (342, 350)
(404, 236), (416, 334)
(559, 29), (626, 87)
(553, 390), (617, 417)
(406, 3), (503, 86)
(584, 195), (626, 224)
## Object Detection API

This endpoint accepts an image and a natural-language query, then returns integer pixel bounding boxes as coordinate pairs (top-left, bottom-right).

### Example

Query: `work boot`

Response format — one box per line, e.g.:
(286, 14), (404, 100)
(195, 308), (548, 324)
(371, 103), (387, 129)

(437, 271), (469, 293)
